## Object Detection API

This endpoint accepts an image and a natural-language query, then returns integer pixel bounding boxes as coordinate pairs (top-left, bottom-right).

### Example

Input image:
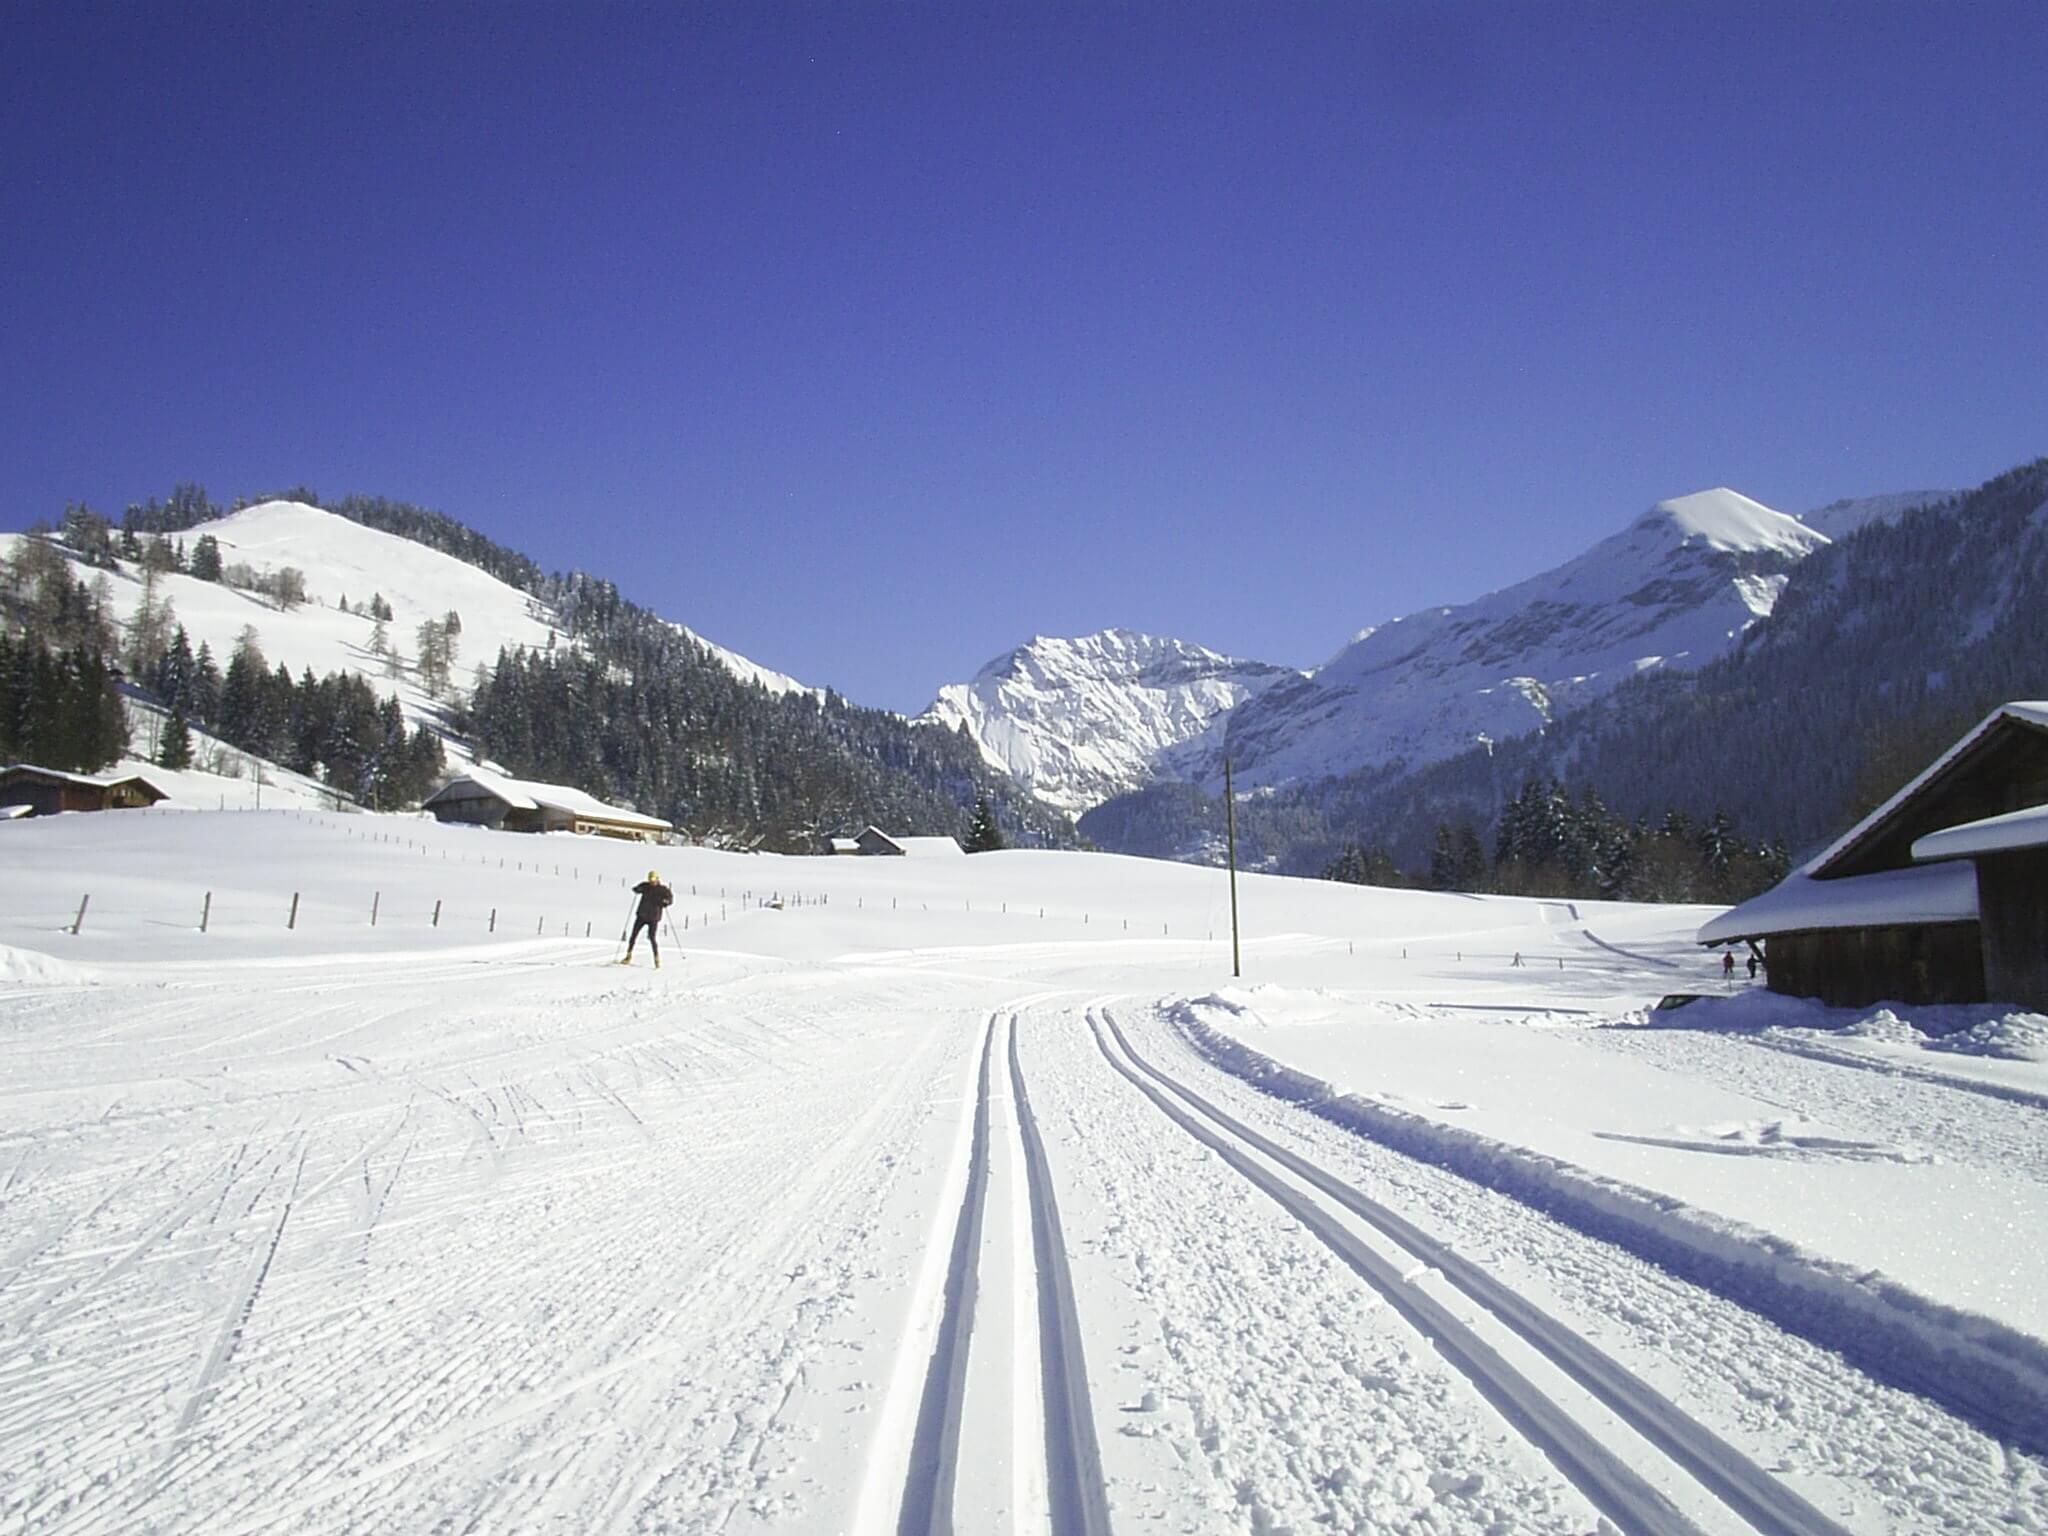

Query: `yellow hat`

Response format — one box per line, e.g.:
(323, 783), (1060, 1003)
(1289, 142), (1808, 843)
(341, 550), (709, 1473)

(648, 870), (660, 882)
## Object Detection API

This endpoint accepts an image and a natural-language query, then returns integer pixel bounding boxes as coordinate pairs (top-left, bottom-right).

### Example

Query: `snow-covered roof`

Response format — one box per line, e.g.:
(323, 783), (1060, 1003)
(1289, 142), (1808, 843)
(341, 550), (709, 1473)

(894, 836), (966, 858)
(1, 763), (167, 794)
(1804, 701), (2048, 877)
(1697, 860), (1978, 945)
(428, 766), (670, 831)
(1913, 803), (2048, 863)
(854, 827), (965, 857)
(432, 763), (539, 812)
(828, 837), (860, 853)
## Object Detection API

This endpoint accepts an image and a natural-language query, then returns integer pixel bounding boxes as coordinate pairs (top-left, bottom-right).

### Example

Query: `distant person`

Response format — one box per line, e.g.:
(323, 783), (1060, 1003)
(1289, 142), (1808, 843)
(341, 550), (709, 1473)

(1747, 952), (1760, 981)
(1722, 950), (1736, 980)
(622, 870), (674, 968)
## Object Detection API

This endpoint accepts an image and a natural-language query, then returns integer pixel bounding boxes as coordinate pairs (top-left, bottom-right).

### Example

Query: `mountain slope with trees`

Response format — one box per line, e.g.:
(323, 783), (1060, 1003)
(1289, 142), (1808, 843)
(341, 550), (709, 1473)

(1083, 458), (2048, 900)
(4, 487), (1071, 849)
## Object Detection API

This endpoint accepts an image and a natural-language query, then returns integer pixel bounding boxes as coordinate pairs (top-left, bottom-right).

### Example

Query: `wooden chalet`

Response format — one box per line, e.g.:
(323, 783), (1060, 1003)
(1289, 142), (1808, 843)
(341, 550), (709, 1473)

(1700, 702), (2048, 1008)
(424, 767), (671, 843)
(0, 764), (168, 817)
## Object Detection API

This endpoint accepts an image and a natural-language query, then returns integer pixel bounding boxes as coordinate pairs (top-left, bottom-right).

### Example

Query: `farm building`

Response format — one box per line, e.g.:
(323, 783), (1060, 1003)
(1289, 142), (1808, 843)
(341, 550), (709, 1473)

(1700, 701), (2048, 1008)
(838, 826), (966, 858)
(424, 766), (671, 843)
(0, 764), (168, 817)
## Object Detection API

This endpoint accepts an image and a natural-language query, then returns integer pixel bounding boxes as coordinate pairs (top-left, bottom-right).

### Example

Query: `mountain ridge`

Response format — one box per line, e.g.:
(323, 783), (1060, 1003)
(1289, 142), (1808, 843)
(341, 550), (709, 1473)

(921, 486), (1845, 816)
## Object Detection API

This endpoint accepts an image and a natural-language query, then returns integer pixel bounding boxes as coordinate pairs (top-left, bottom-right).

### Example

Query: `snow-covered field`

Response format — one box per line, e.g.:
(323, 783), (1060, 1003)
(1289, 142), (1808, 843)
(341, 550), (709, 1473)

(5, 809), (2045, 1534)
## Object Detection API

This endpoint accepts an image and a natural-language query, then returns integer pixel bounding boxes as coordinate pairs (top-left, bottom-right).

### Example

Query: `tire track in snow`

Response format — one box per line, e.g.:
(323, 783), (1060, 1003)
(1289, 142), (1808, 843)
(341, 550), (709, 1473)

(1090, 1007), (1854, 1536)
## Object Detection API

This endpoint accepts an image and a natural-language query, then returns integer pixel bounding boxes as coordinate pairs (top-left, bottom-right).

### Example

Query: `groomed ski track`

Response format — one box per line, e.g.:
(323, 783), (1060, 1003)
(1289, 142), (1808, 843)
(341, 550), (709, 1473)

(6, 811), (2047, 1534)
(863, 1006), (1110, 1536)
(1087, 1005), (1849, 1536)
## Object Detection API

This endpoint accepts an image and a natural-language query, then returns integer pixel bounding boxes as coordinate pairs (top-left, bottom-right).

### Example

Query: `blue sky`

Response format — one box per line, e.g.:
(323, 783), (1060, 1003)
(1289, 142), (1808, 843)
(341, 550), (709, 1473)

(6, 3), (2044, 711)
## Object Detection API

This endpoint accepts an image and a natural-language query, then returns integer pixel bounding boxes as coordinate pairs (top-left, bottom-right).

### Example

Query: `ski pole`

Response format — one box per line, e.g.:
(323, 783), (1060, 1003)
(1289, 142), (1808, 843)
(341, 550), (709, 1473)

(613, 896), (637, 963)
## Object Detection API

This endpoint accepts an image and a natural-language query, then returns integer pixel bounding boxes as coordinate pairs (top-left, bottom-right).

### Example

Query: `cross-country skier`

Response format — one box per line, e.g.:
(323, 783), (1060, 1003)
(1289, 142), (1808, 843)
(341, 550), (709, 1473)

(622, 870), (674, 968)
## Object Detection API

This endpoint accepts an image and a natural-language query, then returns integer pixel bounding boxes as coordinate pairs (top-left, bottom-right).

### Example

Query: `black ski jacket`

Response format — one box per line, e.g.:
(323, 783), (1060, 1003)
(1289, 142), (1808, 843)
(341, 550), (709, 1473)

(632, 881), (673, 923)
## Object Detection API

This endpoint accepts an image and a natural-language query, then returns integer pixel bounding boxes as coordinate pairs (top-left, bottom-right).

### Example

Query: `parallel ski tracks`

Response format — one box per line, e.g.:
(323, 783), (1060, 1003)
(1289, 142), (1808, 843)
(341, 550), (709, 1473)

(1089, 1006), (1855, 1536)
(888, 1006), (1110, 1536)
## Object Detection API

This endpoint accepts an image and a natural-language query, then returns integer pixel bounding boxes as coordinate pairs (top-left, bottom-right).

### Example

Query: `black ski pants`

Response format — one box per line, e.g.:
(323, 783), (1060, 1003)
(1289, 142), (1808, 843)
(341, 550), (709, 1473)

(628, 915), (660, 958)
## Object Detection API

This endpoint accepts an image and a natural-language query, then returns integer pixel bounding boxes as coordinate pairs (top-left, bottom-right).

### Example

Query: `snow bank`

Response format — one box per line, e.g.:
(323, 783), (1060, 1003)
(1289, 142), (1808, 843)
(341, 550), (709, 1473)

(1166, 999), (2048, 1455)
(0, 942), (98, 986)
(1928, 1012), (2048, 1063)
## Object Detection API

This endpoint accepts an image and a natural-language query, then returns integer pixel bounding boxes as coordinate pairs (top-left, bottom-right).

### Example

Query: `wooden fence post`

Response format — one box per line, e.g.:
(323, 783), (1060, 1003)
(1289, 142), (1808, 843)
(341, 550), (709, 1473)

(288, 893), (300, 930)
(71, 894), (90, 935)
(432, 899), (442, 928)
(371, 892), (381, 927)
(489, 908), (497, 933)
(201, 892), (211, 933)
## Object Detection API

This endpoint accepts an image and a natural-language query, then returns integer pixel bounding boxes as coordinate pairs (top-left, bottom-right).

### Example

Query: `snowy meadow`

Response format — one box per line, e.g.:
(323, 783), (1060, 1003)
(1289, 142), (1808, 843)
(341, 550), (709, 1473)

(4, 806), (2045, 1534)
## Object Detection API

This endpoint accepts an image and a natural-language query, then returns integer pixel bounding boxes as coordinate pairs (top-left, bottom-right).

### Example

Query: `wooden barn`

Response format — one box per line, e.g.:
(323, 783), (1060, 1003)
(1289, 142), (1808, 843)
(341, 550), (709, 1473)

(1700, 701), (2048, 1008)
(0, 764), (168, 817)
(424, 767), (671, 843)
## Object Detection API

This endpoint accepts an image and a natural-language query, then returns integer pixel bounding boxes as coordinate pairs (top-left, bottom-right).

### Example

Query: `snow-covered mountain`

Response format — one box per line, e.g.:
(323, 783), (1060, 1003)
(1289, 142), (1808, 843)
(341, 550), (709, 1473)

(1215, 489), (1829, 789)
(919, 629), (1300, 815)
(2, 500), (812, 755)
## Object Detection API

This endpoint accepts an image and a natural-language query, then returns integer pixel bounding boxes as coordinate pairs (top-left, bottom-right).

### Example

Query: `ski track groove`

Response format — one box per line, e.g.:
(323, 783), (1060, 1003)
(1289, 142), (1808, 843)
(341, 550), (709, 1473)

(170, 1135), (308, 1447)
(893, 1011), (998, 1536)
(1011, 1011), (1114, 1536)
(15, 1146), (250, 1334)
(1091, 1005), (1856, 1536)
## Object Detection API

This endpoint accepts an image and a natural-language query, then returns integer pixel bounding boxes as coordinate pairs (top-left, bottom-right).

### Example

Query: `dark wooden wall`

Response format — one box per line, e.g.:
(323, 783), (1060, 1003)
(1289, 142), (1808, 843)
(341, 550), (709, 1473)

(1978, 849), (2048, 1009)
(1765, 923), (1985, 1007)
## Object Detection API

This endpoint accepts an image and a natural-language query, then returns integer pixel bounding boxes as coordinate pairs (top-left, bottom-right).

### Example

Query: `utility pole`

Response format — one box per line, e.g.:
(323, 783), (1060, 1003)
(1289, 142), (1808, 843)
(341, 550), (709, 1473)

(1224, 757), (1241, 978)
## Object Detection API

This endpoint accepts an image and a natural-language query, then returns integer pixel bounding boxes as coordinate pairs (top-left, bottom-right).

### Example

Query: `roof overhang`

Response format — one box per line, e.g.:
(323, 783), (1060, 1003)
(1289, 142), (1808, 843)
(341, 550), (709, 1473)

(1912, 802), (2048, 863)
(1697, 859), (1978, 945)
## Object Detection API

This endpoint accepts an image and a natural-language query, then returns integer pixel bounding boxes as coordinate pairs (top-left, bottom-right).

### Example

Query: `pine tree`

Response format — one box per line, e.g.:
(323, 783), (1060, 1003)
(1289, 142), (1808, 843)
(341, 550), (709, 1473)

(190, 534), (223, 582)
(158, 710), (193, 770)
(964, 793), (1005, 852)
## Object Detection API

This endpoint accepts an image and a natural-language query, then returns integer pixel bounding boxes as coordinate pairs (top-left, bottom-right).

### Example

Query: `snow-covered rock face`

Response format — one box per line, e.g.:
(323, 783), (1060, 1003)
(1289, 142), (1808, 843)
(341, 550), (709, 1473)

(1214, 489), (1830, 789)
(919, 628), (1301, 814)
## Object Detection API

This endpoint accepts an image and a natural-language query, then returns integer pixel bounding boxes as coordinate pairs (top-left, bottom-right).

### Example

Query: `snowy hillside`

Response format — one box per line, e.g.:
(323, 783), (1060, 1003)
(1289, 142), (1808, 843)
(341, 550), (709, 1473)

(919, 629), (1300, 814)
(1799, 489), (1954, 540)
(1214, 488), (1830, 789)
(5, 808), (2046, 1532)
(0, 500), (811, 757)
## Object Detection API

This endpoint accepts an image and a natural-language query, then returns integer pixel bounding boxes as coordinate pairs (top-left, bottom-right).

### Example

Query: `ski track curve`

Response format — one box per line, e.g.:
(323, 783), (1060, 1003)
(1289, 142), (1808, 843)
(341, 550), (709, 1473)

(1091, 1005), (1853, 1536)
